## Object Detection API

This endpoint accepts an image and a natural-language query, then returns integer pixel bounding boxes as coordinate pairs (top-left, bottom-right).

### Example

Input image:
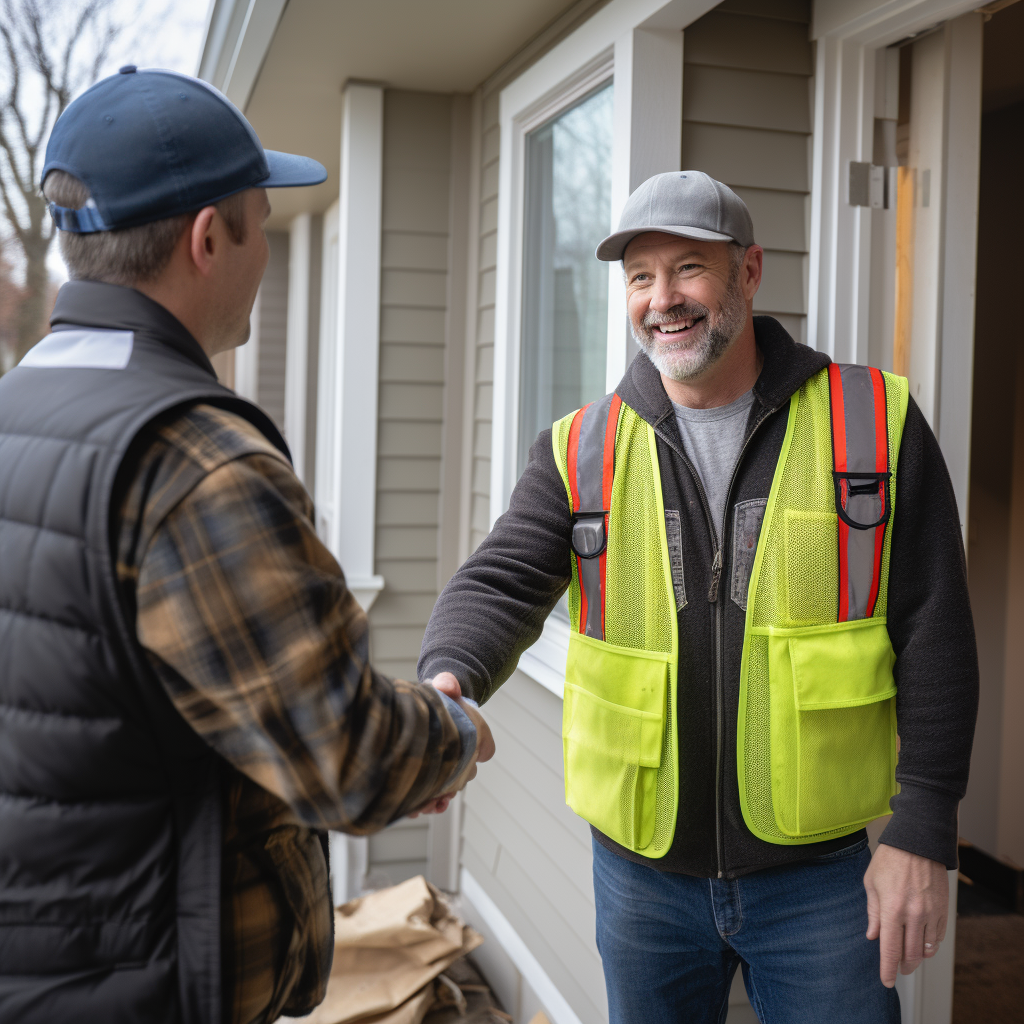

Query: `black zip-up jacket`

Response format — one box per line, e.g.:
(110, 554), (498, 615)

(419, 318), (978, 877)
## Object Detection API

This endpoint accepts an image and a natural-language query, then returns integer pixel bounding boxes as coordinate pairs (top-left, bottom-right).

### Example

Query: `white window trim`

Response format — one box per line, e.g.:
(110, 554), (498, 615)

(490, 0), (710, 696)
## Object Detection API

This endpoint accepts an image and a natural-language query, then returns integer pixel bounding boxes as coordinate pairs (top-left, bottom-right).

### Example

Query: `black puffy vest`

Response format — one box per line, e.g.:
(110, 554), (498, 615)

(0, 285), (288, 1024)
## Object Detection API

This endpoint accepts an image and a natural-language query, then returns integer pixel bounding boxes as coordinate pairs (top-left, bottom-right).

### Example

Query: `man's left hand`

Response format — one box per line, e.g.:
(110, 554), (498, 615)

(864, 843), (949, 987)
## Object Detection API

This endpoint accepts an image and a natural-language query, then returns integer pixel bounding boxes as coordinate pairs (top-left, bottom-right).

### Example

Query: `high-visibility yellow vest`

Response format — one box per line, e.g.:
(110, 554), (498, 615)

(552, 365), (909, 857)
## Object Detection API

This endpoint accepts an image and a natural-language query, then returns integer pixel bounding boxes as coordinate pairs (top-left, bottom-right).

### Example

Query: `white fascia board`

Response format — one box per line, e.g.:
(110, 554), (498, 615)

(812, 0), (984, 44)
(196, 0), (286, 111)
(222, 0), (288, 110)
(460, 868), (583, 1024)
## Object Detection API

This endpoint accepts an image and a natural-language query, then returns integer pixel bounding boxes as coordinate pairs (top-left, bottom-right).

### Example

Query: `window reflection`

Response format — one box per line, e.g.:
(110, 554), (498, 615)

(519, 82), (613, 475)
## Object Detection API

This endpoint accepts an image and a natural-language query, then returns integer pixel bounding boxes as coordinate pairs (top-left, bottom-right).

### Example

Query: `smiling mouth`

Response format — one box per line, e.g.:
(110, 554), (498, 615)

(651, 315), (705, 338)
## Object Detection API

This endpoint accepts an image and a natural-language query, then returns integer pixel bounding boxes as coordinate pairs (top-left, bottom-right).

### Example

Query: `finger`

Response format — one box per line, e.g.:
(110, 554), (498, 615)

(475, 721), (496, 762)
(936, 910), (948, 945)
(431, 672), (462, 698)
(922, 918), (940, 959)
(901, 918), (925, 973)
(878, 918), (903, 988)
(865, 876), (881, 941)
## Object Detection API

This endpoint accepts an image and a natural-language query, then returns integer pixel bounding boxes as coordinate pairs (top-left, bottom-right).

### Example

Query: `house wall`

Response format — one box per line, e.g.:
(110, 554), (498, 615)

(682, 0), (813, 343)
(468, 91), (500, 554)
(365, 89), (456, 886)
(257, 230), (290, 428)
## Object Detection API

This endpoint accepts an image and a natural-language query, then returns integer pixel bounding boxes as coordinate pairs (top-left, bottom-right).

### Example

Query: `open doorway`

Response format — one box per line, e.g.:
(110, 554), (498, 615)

(957, 1), (1024, 1020)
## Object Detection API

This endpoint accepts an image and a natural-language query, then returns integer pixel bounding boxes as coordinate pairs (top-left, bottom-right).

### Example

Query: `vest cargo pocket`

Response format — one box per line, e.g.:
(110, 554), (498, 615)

(765, 617), (897, 837)
(563, 632), (669, 851)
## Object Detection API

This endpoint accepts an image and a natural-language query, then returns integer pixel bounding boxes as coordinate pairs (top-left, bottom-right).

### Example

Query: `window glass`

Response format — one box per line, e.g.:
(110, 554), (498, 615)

(519, 81), (613, 475)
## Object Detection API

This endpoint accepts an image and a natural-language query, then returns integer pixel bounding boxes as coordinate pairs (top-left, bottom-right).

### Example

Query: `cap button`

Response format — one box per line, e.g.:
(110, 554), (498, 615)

(119, 64), (137, 74)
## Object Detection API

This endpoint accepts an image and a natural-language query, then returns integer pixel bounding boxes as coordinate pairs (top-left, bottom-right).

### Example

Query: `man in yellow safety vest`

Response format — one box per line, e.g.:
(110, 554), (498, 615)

(420, 171), (978, 1022)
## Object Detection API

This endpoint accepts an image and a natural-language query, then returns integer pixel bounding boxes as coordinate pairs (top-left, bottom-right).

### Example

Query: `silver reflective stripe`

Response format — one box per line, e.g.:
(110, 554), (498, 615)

(837, 364), (884, 620)
(575, 393), (615, 640)
(19, 330), (134, 370)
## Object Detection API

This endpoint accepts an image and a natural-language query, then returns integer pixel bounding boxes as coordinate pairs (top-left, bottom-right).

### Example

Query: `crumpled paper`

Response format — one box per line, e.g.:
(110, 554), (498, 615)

(290, 876), (483, 1024)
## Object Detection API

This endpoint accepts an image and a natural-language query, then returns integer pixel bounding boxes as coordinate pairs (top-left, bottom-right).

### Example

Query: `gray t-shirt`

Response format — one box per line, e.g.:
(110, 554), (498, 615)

(672, 389), (754, 539)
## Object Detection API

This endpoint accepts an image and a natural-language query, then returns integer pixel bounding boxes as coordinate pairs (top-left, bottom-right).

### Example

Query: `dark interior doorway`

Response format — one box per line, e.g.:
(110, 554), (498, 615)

(957, 2), (1024, 1020)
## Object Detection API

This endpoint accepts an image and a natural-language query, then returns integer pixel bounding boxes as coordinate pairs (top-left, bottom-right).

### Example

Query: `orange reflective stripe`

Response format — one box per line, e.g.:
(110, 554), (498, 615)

(569, 394), (623, 640)
(828, 363), (891, 622)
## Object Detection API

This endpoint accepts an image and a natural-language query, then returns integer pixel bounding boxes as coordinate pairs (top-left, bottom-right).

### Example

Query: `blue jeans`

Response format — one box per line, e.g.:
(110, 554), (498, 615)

(593, 837), (900, 1024)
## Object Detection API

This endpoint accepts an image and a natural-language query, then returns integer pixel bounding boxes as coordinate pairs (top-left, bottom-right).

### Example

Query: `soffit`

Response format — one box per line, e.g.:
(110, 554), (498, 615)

(246, 0), (582, 228)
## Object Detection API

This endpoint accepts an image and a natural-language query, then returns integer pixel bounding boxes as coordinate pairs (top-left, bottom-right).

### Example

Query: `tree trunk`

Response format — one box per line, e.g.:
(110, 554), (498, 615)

(15, 238), (53, 362)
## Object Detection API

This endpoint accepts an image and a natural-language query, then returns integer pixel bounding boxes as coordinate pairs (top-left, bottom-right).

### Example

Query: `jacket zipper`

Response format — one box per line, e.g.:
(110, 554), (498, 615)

(655, 401), (781, 878)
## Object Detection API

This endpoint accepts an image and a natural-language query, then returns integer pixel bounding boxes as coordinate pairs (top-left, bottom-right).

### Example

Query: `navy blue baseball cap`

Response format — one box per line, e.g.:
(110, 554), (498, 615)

(43, 65), (327, 233)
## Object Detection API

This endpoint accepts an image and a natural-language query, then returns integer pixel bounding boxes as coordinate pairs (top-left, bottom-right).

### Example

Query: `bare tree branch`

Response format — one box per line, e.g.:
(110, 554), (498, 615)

(0, 0), (125, 360)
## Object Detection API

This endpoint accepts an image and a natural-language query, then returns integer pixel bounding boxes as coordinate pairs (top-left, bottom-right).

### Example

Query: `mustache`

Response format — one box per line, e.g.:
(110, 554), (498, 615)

(642, 302), (711, 328)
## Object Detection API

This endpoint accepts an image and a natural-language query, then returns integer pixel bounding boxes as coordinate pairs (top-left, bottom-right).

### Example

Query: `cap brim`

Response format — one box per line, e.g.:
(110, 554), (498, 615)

(262, 149), (328, 188)
(596, 224), (735, 261)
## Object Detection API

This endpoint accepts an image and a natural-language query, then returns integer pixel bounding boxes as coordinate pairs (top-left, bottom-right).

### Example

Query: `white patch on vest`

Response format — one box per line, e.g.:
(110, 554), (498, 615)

(19, 330), (134, 370)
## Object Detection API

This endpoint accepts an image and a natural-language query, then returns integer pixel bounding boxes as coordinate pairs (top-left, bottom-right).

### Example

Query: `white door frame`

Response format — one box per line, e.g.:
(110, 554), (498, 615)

(808, 0), (983, 523)
(809, 3), (984, 1022)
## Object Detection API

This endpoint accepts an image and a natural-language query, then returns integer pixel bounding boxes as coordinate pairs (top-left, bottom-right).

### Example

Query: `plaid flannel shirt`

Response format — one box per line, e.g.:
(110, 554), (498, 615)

(114, 403), (474, 1024)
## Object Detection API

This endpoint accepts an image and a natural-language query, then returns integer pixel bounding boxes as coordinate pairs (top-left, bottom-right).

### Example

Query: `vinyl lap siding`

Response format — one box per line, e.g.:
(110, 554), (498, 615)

(257, 230), (289, 428)
(682, 0), (813, 343)
(367, 90), (454, 886)
(462, 677), (608, 1023)
(469, 91), (499, 554)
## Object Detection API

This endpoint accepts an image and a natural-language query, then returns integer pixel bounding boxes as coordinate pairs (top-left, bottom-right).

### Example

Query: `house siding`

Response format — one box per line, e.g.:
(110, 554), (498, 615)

(469, 90), (500, 553)
(366, 89), (455, 886)
(257, 230), (290, 428)
(682, 0), (814, 343)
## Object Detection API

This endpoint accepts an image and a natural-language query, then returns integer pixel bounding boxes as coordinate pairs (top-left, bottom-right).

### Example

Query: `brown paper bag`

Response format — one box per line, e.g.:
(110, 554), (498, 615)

(288, 876), (482, 1024)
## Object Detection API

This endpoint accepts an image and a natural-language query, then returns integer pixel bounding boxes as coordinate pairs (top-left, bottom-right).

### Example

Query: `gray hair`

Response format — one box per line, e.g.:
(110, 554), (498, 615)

(43, 170), (247, 287)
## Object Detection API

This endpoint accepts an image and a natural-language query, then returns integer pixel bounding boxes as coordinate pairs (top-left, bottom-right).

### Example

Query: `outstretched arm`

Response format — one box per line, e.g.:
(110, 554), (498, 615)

(418, 428), (573, 703)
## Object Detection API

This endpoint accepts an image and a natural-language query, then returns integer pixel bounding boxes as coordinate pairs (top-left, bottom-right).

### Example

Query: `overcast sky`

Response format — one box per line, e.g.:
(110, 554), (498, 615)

(47, 0), (211, 281)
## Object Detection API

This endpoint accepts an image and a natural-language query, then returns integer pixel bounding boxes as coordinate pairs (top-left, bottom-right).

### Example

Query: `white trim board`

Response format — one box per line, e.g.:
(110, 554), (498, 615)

(460, 868), (583, 1024)
(321, 83), (386, 611)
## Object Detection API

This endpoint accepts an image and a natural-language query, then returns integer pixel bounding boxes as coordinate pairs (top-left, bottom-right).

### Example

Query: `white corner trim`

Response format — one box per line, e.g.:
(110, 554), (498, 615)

(323, 84), (385, 596)
(460, 868), (583, 1024)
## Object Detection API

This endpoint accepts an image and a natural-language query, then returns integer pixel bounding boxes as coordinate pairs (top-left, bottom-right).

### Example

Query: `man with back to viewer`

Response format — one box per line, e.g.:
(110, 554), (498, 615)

(0, 67), (493, 1024)
(421, 171), (979, 1022)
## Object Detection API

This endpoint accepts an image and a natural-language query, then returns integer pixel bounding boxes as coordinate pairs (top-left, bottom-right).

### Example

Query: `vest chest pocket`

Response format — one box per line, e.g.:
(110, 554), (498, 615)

(562, 631), (669, 851)
(764, 617), (898, 837)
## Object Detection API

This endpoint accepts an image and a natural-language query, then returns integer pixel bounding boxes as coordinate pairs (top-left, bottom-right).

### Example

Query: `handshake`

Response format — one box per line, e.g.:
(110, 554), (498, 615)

(410, 672), (496, 818)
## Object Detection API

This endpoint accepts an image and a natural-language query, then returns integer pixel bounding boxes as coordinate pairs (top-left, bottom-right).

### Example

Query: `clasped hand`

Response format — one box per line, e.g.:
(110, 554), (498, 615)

(408, 672), (495, 817)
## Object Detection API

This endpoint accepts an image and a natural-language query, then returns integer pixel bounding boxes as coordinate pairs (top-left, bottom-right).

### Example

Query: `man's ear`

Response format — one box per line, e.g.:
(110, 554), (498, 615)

(188, 206), (219, 276)
(742, 245), (764, 301)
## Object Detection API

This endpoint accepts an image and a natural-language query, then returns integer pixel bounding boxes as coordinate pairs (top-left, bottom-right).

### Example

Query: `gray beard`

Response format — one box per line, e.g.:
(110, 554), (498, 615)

(631, 283), (748, 383)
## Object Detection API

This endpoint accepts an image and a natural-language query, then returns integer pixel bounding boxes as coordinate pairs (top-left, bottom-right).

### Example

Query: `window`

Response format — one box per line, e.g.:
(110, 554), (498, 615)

(518, 82), (614, 474)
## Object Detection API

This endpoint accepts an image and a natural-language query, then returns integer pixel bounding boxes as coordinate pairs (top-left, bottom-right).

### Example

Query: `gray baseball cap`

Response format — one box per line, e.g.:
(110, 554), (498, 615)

(596, 170), (754, 261)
